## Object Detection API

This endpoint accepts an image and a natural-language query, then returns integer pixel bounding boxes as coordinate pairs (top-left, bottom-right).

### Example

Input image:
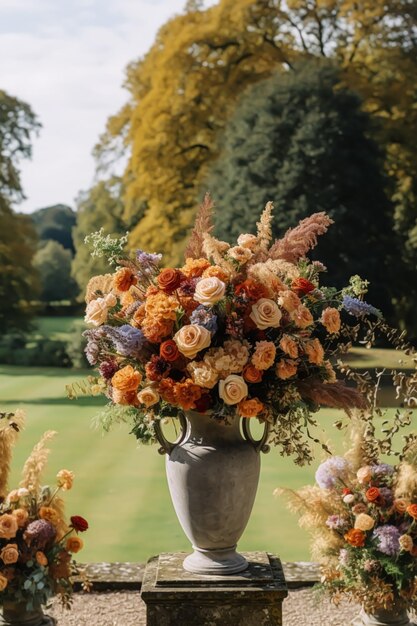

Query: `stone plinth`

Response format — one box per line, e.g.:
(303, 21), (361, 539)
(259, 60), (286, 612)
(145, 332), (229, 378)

(141, 551), (288, 626)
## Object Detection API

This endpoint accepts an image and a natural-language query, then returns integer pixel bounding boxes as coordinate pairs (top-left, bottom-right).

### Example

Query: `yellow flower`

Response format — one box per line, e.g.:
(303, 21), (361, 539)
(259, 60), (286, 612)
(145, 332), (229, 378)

(39, 507), (60, 527)
(66, 536), (84, 553)
(57, 469), (74, 491)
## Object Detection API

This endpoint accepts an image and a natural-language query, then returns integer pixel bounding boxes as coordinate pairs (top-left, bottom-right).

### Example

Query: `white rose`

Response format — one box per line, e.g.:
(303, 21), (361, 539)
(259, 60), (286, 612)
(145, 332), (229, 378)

(84, 297), (108, 326)
(174, 324), (212, 359)
(343, 494), (355, 504)
(194, 277), (226, 306)
(237, 234), (258, 250)
(137, 387), (160, 407)
(105, 292), (117, 307)
(218, 375), (248, 405)
(250, 298), (282, 330)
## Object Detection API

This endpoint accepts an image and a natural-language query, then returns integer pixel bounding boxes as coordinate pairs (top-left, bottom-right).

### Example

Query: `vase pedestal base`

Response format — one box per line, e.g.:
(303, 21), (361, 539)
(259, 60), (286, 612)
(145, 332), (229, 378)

(141, 551), (288, 626)
(352, 608), (416, 626)
(183, 544), (248, 575)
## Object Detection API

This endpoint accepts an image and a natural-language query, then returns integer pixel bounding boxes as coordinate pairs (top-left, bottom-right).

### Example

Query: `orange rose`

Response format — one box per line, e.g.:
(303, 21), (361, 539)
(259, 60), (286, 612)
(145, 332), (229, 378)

(291, 306), (314, 329)
(279, 335), (299, 359)
(39, 507), (60, 527)
(12, 508), (28, 528)
(321, 307), (341, 334)
(174, 379), (203, 410)
(235, 279), (269, 302)
(276, 359), (298, 380)
(66, 536), (83, 554)
(112, 389), (138, 406)
(291, 277), (315, 296)
(243, 364), (263, 383)
(406, 504), (417, 519)
(160, 340), (180, 362)
(0, 543), (19, 565)
(112, 365), (142, 392)
(252, 341), (276, 370)
(238, 398), (264, 418)
(113, 267), (137, 292)
(344, 528), (365, 548)
(366, 487), (381, 503)
(157, 268), (183, 293)
(303, 338), (325, 365)
(394, 499), (409, 514)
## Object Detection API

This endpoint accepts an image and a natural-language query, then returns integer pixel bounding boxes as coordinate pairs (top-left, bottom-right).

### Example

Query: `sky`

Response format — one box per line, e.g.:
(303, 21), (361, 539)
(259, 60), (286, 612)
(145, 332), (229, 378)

(0, 0), (212, 213)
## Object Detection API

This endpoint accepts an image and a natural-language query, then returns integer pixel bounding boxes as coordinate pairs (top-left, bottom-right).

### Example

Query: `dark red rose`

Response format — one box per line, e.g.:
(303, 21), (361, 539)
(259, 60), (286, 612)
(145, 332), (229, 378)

(70, 516), (89, 533)
(194, 394), (213, 413)
(291, 277), (316, 296)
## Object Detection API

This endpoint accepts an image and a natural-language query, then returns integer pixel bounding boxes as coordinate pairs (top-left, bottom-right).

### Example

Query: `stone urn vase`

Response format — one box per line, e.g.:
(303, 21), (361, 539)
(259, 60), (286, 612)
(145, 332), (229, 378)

(0, 601), (56, 626)
(352, 600), (416, 626)
(154, 410), (270, 575)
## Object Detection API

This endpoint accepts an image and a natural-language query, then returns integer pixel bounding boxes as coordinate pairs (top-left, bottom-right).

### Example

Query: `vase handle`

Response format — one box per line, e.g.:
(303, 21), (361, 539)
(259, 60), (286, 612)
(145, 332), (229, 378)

(154, 413), (188, 456)
(241, 419), (271, 454)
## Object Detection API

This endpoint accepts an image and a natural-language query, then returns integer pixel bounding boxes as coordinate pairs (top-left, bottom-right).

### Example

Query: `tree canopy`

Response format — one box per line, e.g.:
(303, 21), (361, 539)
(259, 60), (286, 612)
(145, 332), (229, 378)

(33, 240), (78, 303)
(31, 204), (76, 252)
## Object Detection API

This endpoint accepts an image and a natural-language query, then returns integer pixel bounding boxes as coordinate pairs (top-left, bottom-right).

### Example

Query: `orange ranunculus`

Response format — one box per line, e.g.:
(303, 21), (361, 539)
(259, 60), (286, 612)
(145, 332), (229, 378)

(142, 317), (174, 343)
(66, 536), (83, 554)
(112, 389), (138, 406)
(39, 507), (60, 527)
(238, 398), (264, 418)
(113, 267), (137, 292)
(279, 335), (299, 359)
(160, 340), (180, 362)
(344, 528), (366, 548)
(202, 265), (230, 282)
(235, 279), (269, 302)
(181, 258), (211, 278)
(158, 378), (177, 404)
(406, 504), (417, 519)
(291, 277), (316, 296)
(174, 379), (202, 410)
(112, 365), (142, 392)
(243, 364), (263, 384)
(366, 487), (381, 503)
(157, 268), (184, 293)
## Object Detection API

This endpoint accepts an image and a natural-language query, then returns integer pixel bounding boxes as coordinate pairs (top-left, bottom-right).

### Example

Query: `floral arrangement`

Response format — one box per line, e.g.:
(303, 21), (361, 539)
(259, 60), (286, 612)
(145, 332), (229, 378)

(278, 415), (417, 613)
(79, 196), (381, 464)
(0, 411), (89, 611)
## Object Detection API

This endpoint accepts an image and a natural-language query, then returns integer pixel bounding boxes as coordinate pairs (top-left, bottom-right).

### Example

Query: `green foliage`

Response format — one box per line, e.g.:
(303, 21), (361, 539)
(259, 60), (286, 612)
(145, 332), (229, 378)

(33, 240), (78, 303)
(65, 320), (88, 369)
(0, 334), (70, 367)
(71, 177), (127, 293)
(207, 62), (399, 319)
(31, 204), (76, 252)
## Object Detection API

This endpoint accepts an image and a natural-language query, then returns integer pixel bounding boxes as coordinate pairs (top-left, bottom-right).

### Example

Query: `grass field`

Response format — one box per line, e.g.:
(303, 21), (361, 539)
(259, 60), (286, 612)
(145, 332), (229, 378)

(0, 317), (413, 565)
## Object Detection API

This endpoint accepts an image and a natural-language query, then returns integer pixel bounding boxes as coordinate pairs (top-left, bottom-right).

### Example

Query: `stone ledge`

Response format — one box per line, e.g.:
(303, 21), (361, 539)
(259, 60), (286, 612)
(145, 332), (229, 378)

(75, 560), (320, 592)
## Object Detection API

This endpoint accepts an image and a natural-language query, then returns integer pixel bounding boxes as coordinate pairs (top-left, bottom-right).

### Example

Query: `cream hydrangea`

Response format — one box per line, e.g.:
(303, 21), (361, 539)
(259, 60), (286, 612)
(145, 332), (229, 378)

(187, 361), (219, 389)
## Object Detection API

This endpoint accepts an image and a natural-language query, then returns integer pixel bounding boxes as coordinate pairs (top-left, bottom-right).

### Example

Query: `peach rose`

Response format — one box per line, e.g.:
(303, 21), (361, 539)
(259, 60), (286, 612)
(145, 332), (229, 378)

(356, 466), (373, 484)
(251, 341), (276, 370)
(407, 504), (417, 519)
(243, 364), (263, 384)
(304, 338), (325, 365)
(228, 245), (253, 264)
(399, 535), (414, 552)
(0, 574), (8, 591)
(174, 324), (211, 359)
(344, 528), (366, 547)
(238, 398), (264, 418)
(39, 507), (60, 527)
(112, 389), (138, 406)
(112, 365), (142, 392)
(394, 499), (409, 514)
(7, 490), (19, 503)
(237, 234), (258, 250)
(218, 375), (248, 405)
(12, 508), (28, 528)
(321, 307), (341, 334)
(84, 297), (108, 326)
(250, 298), (282, 330)
(137, 387), (160, 407)
(278, 289), (302, 313)
(354, 514), (375, 531)
(57, 469), (74, 491)
(66, 536), (83, 553)
(0, 514), (18, 540)
(0, 543), (18, 565)
(36, 551), (48, 566)
(194, 277), (226, 306)
(279, 335), (299, 359)
(291, 305), (314, 329)
(276, 359), (298, 380)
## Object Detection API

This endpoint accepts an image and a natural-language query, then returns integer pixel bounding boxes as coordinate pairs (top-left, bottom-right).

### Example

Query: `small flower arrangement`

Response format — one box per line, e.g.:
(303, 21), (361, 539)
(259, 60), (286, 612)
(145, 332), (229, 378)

(0, 411), (89, 612)
(279, 418), (417, 613)
(79, 196), (381, 464)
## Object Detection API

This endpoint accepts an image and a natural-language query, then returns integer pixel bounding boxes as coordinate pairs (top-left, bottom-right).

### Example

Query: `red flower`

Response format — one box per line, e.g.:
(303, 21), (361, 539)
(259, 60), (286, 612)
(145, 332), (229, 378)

(291, 278), (315, 296)
(342, 488), (352, 495)
(70, 516), (89, 533)
(366, 487), (381, 503)
(194, 394), (213, 413)
(160, 340), (180, 362)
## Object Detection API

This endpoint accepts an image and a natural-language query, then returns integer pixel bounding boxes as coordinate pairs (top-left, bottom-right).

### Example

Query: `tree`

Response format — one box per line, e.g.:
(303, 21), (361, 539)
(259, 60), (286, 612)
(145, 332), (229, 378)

(31, 204), (76, 252)
(95, 0), (416, 266)
(71, 177), (127, 293)
(206, 62), (398, 317)
(0, 90), (40, 332)
(33, 240), (77, 302)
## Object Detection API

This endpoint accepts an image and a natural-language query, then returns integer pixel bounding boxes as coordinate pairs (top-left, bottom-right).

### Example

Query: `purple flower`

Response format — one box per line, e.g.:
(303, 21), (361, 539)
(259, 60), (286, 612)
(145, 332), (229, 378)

(379, 487), (394, 506)
(107, 325), (145, 357)
(372, 464), (395, 477)
(315, 457), (352, 490)
(342, 296), (382, 318)
(372, 525), (400, 555)
(24, 520), (56, 548)
(190, 306), (218, 335)
(326, 515), (347, 531)
(99, 360), (119, 380)
(85, 340), (100, 365)
(339, 549), (350, 566)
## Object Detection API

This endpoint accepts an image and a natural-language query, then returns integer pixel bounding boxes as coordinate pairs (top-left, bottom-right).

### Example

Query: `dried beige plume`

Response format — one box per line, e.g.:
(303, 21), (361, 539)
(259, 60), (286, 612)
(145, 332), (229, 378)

(248, 262), (287, 296)
(255, 201), (274, 258)
(344, 410), (377, 470)
(269, 212), (334, 262)
(50, 495), (69, 538)
(297, 379), (367, 414)
(0, 410), (25, 499)
(395, 462), (417, 501)
(20, 431), (57, 493)
(184, 192), (215, 260)
(202, 233), (235, 276)
(85, 273), (114, 303)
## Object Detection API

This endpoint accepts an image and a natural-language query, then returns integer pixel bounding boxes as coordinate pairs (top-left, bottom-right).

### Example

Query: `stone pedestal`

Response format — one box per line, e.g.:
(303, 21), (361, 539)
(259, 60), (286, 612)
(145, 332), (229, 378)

(141, 551), (288, 626)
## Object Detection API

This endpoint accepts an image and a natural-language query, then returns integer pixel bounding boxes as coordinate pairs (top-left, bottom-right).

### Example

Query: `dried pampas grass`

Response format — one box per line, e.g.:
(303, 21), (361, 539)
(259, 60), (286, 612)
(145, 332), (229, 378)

(20, 430), (57, 493)
(184, 192), (215, 260)
(297, 379), (367, 413)
(269, 212), (334, 262)
(0, 409), (25, 498)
